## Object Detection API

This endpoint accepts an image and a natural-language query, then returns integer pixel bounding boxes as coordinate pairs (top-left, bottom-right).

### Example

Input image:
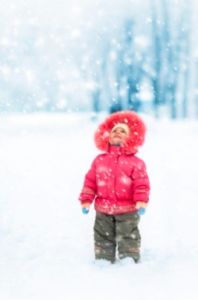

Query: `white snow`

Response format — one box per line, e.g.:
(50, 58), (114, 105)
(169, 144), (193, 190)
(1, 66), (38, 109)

(0, 113), (198, 300)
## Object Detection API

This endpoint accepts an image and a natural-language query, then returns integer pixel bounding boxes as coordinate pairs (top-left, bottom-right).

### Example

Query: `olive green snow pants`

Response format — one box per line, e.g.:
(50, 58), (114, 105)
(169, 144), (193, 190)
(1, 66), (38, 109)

(94, 211), (141, 263)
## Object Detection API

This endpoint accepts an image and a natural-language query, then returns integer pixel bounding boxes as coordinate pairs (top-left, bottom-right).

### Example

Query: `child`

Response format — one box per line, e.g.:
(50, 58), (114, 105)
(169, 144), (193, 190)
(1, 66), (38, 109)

(79, 111), (150, 263)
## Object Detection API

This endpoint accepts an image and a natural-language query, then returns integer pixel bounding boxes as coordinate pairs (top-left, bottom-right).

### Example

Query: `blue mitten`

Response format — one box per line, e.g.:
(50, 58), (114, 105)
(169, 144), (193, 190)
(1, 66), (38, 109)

(81, 203), (90, 214)
(137, 208), (146, 216)
(82, 207), (89, 214)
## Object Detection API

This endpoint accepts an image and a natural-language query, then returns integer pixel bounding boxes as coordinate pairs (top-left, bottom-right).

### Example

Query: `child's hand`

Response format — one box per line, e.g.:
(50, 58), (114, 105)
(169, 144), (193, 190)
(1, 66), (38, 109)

(81, 203), (90, 214)
(135, 201), (148, 216)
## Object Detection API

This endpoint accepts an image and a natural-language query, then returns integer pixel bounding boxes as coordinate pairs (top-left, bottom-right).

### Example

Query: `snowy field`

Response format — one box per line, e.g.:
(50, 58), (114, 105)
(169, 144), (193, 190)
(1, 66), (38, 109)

(0, 112), (198, 300)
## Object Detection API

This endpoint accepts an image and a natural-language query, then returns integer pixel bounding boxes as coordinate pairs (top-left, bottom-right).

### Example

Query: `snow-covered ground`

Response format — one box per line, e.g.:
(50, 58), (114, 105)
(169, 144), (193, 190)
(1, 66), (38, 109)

(0, 113), (198, 300)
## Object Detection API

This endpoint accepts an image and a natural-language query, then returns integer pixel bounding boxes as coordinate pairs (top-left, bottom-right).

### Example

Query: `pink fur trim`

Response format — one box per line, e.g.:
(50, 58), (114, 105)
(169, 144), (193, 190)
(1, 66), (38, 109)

(94, 111), (146, 154)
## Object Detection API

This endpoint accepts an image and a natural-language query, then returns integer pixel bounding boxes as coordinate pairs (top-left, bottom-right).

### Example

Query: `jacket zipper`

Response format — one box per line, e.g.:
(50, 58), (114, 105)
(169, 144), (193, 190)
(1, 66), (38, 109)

(98, 175), (100, 185)
(124, 175), (130, 194)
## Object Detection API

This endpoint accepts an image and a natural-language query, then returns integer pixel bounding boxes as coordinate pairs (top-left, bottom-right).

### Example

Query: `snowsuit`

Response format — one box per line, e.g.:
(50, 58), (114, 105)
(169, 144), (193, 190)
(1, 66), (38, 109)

(94, 211), (141, 263)
(79, 111), (150, 262)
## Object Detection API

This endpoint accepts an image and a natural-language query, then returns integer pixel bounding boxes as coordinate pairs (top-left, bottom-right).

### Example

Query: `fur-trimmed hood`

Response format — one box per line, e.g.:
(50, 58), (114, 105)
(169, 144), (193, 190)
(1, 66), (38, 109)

(94, 111), (146, 154)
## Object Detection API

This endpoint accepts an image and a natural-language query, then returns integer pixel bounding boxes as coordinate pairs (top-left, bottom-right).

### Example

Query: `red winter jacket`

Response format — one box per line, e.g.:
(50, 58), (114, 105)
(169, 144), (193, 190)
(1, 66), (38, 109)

(79, 111), (150, 215)
(79, 145), (150, 215)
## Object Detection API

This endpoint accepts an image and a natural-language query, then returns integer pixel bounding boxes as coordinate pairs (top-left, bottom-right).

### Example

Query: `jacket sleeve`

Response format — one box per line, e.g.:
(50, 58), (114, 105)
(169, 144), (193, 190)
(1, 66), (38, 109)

(78, 158), (96, 204)
(131, 158), (150, 203)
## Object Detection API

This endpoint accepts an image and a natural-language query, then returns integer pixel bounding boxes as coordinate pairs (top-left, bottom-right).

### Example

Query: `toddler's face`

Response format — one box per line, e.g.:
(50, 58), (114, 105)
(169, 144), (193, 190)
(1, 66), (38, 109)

(109, 127), (127, 145)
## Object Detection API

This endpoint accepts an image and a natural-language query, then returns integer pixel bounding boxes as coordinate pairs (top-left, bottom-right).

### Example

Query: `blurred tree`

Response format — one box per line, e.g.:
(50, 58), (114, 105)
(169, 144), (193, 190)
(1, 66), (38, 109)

(181, 0), (191, 119)
(150, 0), (162, 118)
